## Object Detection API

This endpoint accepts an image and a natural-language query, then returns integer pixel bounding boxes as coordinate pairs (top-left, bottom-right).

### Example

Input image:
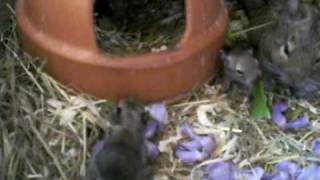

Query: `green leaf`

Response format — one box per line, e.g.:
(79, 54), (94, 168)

(250, 80), (271, 119)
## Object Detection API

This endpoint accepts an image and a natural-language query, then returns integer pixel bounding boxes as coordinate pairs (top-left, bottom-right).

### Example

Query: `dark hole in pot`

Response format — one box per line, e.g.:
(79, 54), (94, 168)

(94, 0), (186, 56)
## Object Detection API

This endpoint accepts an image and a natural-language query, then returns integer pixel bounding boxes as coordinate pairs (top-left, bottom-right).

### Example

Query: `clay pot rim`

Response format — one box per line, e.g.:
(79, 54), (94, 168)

(16, 0), (228, 102)
(17, 0), (227, 69)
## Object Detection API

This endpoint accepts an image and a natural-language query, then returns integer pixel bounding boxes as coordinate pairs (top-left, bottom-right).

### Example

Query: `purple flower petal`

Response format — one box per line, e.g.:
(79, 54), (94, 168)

(145, 103), (168, 125)
(297, 165), (320, 180)
(271, 102), (310, 131)
(144, 120), (160, 139)
(144, 103), (167, 141)
(312, 138), (320, 157)
(272, 102), (289, 113)
(271, 173), (290, 180)
(275, 161), (301, 178)
(198, 135), (216, 156)
(177, 124), (216, 164)
(175, 148), (203, 164)
(272, 111), (287, 129)
(145, 141), (160, 159)
(176, 137), (215, 163)
(206, 162), (236, 180)
(179, 140), (202, 150)
(180, 123), (198, 139)
(238, 166), (264, 180)
(261, 173), (277, 180)
(272, 102), (289, 129)
(286, 116), (310, 130)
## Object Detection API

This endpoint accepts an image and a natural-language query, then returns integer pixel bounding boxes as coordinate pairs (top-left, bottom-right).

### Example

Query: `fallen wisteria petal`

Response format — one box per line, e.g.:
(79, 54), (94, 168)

(312, 138), (320, 157)
(175, 148), (203, 164)
(275, 161), (300, 177)
(272, 102), (289, 112)
(203, 161), (320, 180)
(261, 173), (277, 180)
(177, 124), (216, 163)
(145, 141), (160, 159)
(272, 102), (289, 129)
(297, 165), (320, 180)
(179, 140), (202, 150)
(176, 137), (215, 163)
(145, 103), (168, 125)
(180, 123), (198, 139)
(206, 162), (236, 180)
(237, 166), (264, 180)
(286, 116), (310, 130)
(272, 111), (287, 129)
(270, 173), (290, 180)
(198, 135), (216, 155)
(144, 120), (160, 139)
(264, 171), (298, 180)
(271, 102), (309, 131)
(141, 103), (167, 161)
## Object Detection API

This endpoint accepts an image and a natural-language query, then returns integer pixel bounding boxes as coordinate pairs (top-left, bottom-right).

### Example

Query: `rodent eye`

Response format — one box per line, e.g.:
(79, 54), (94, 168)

(280, 41), (295, 60)
(115, 107), (122, 115)
(286, 41), (295, 53)
(284, 44), (290, 56)
(235, 64), (244, 76)
(280, 45), (289, 60)
(236, 69), (244, 76)
(111, 106), (123, 125)
(273, 73), (281, 81)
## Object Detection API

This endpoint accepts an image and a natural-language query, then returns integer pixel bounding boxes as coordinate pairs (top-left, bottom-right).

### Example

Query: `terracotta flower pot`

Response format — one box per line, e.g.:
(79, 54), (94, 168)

(16, 0), (228, 103)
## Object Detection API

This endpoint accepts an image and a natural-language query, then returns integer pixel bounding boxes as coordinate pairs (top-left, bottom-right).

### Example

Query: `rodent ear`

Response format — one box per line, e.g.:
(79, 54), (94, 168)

(110, 106), (123, 125)
(253, 57), (260, 66)
(220, 50), (230, 65)
(287, 0), (299, 15)
(247, 48), (254, 55)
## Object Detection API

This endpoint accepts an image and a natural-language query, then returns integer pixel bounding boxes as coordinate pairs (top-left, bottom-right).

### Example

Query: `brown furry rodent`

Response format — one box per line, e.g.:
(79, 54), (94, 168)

(88, 98), (153, 180)
(242, 0), (320, 97)
(221, 48), (261, 92)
